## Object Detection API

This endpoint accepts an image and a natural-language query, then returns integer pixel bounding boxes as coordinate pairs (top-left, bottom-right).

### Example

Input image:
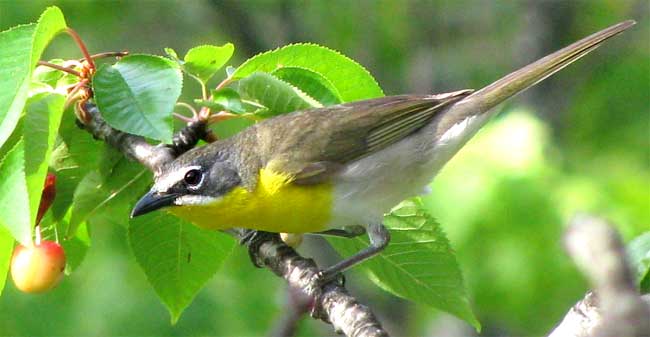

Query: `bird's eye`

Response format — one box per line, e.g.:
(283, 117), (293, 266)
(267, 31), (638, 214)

(184, 169), (202, 186)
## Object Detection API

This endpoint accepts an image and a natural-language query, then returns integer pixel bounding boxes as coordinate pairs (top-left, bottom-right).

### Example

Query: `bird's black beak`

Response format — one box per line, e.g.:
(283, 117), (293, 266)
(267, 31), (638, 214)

(131, 190), (179, 218)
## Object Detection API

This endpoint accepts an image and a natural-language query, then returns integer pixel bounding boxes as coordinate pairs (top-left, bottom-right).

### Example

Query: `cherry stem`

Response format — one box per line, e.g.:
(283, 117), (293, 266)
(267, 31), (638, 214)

(172, 113), (194, 123)
(65, 28), (95, 71)
(34, 225), (42, 246)
(215, 77), (232, 91)
(208, 111), (238, 124)
(65, 79), (89, 109)
(37, 60), (83, 78)
(85, 51), (129, 61)
(175, 102), (199, 119)
(197, 77), (234, 121)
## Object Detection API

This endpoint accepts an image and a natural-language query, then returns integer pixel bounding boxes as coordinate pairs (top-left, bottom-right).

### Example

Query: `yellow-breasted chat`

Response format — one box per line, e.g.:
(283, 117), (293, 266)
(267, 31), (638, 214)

(131, 21), (635, 281)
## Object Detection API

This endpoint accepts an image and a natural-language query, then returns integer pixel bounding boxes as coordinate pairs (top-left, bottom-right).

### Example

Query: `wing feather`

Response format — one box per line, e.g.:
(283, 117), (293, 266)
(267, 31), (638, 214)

(253, 89), (473, 184)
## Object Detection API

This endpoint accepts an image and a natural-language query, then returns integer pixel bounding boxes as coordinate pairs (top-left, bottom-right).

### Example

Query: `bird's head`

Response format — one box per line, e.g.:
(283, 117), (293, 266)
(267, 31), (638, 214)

(131, 147), (241, 218)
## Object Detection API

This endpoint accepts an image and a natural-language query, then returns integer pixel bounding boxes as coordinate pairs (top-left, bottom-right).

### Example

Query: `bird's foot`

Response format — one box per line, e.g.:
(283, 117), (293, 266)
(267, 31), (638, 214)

(239, 230), (277, 268)
(309, 270), (346, 320)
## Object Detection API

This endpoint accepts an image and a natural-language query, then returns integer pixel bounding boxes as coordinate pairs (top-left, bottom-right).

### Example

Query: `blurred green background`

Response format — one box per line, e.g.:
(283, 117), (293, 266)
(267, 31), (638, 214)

(0, 1), (648, 336)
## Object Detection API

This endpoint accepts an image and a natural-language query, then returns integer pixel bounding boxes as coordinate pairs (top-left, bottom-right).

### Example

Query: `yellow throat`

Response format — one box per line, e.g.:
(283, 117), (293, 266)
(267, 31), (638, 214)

(169, 168), (333, 233)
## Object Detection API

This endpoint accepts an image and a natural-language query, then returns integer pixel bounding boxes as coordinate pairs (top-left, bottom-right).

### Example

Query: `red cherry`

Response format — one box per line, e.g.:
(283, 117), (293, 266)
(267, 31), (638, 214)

(36, 173), (57, 225)
(10, 240), (66, 293)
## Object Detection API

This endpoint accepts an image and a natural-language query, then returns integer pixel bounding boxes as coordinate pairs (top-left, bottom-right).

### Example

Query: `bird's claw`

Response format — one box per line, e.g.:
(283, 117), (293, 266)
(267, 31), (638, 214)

(239, 230), (276, 268)
(308, 270), (346, 319)
(314, 269), (346, 288)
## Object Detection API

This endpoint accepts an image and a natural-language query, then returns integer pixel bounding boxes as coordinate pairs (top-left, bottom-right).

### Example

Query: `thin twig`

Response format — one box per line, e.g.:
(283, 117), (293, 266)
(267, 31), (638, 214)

(82, 103), (176, 173)
(233, 230), (389, 337)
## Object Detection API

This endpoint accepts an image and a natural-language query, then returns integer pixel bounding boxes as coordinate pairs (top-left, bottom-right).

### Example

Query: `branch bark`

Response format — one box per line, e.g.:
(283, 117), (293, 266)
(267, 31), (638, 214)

(81, 103), (389, 337)
(549, 214), (650, 337)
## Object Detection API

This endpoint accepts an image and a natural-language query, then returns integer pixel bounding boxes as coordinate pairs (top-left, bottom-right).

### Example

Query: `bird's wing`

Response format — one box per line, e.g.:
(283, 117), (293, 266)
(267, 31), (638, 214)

(254, 89), (473, 184)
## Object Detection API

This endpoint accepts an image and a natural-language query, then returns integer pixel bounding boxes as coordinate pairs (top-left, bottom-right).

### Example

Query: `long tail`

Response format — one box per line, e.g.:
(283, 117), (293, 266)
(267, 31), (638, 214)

(440, 20), (636, 128)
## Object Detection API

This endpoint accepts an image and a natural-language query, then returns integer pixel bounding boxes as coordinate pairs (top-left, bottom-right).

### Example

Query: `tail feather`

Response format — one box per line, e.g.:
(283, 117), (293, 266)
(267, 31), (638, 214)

(441, 20), (636, 128)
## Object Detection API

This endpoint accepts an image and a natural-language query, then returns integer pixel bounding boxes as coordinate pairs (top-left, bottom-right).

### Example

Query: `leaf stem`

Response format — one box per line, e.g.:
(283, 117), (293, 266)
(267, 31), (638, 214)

(172, 113), (194, 123)
(200, 83), (208, 101)
(65, 28), (95, 72)
(85, 51), (129, 61)
(37, 60), (82, 78)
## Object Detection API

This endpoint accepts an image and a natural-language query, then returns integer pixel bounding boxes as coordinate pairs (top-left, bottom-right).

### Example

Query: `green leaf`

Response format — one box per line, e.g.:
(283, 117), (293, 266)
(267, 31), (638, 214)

(69, 160), (151, 235)
(0, 226), (14, 296)
(23, 93), (65, 227)
(0, 113), (24, 161)
(30, 8), (67, 67)
(93, 54), (183, 142)
(272, 66), (342, 105)
(61, 221), (90, 272)
(49, 109), (104, 221)
(641, 275), (650, 294)
(0, 6), (67, 150)
(28, 81), (56, 97)
(232, 43), (383, 102)
(0, 141), (31, 245)
(0, 24), (34, 152)
(183, 43), (234, 84)
(0, 93), (65, 245)
(194, 88), (245, 114)
(238, 72), (320, 117)
(627, 231), (650, 292)
(328, 199), (480, 330)
(129, 212), (235, 323)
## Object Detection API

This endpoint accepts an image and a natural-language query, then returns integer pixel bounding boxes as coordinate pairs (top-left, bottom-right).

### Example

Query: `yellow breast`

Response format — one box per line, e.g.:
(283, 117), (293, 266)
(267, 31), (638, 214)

(169, 168), (333, 233)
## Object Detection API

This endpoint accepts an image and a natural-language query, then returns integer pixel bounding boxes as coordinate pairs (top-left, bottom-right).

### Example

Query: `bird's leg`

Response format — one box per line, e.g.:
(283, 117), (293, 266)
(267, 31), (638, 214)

(310, 225), (366, 238)
(317, 223), (390, 283)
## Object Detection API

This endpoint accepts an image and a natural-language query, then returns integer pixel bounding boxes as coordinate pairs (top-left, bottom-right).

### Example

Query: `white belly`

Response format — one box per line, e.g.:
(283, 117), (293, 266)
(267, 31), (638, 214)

(329, 112), (490, 227)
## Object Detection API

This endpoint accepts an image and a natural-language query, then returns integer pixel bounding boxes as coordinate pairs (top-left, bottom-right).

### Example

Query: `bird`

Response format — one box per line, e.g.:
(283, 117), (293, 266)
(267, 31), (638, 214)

(131, 20), (635, 281)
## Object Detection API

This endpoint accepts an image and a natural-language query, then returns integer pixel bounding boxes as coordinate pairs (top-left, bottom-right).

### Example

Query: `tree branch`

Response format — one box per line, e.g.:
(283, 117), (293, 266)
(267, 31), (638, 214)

(549, 214), (650, 337)
(80, 102), (390, 337)
(81, 104), (175, 173)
